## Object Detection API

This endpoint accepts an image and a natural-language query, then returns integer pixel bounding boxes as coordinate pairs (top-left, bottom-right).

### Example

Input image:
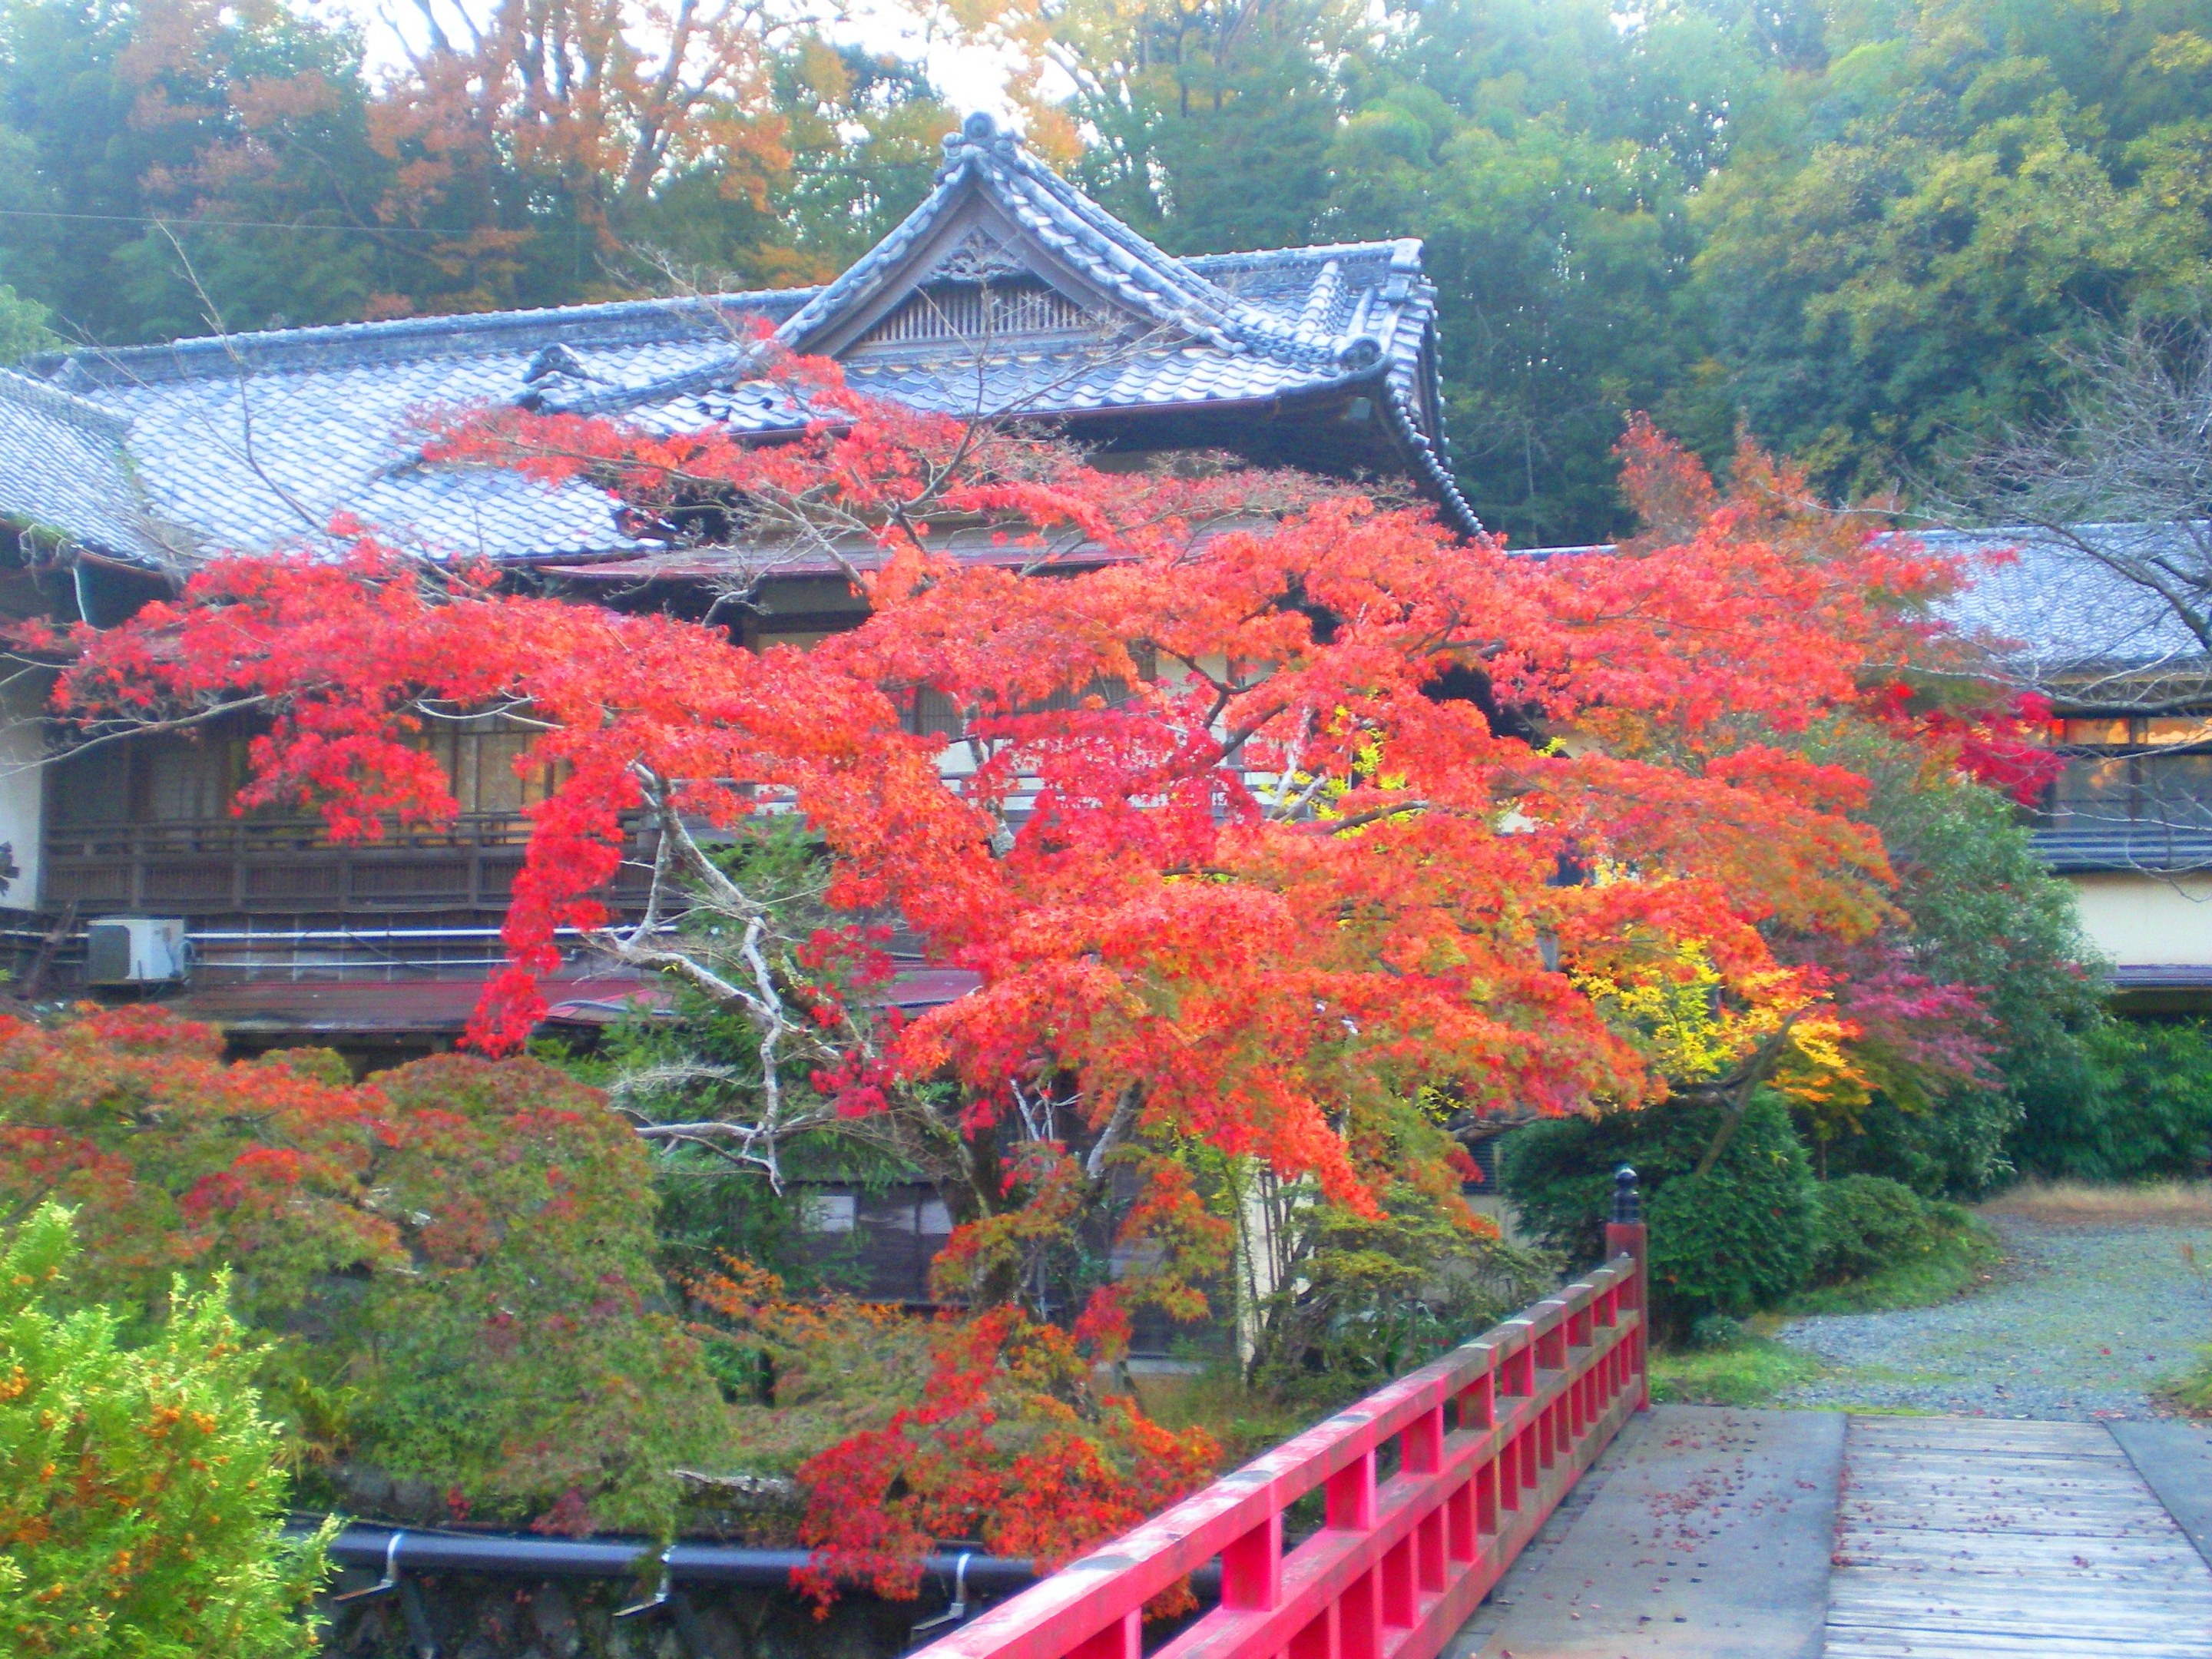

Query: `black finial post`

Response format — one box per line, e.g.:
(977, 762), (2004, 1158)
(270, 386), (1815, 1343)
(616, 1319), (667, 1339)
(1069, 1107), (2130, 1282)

(1611, 1164), (1641, 1226)
(1604, 1163), (1650, 1412)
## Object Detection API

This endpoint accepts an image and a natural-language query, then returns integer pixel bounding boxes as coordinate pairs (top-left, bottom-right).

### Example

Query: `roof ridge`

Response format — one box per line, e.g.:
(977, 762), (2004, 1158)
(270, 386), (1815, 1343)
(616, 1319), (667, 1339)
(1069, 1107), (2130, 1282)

(0, 366), (134, 438)
(975, 122), (1356, 370)
(778, 113), (1383, 376)
(1188, 239), (1423, 267)
(36, 290), (813, 387)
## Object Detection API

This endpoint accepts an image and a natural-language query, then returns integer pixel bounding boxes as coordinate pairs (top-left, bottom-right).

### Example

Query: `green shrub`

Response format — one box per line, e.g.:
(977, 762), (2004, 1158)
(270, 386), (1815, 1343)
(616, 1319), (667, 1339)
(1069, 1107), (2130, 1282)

(1690, 1313), (1746, 1349)
(336, 1055), (733, 1534)
(0, 1203), (330, 1658)
(1810, 1174), (1940, 1283)
(1246, 1182), (1558, 1395)
(2012, 1019), (2212, 1183)
(1647, 1154), (1815, 1320)
(1501, 1090), (1816, 1323)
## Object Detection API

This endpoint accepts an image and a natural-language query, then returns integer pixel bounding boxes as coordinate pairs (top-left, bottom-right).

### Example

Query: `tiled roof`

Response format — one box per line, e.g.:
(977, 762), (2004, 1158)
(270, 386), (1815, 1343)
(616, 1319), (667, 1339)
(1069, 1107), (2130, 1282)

(1517, 523), (2212, 690)
(8, 115), (1472, 568)
(2032, 820), (2212, 873)
(0, 371), (166, 561)
(1912, 525), (2212, 684)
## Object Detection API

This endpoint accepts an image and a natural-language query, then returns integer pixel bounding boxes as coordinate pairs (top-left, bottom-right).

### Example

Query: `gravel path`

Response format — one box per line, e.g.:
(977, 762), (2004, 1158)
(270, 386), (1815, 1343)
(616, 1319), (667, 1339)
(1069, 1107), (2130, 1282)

(1774, 1215), (2212, 1419)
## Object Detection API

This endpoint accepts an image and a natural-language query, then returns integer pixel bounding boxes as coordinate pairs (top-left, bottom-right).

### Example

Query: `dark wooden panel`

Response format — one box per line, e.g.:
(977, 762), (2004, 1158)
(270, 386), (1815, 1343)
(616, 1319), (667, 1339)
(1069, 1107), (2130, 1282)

(45, 864), (129, 903)
(141, 863), (235, 907)
(242, 862), (344, 902)
(349, 859), (473, 899)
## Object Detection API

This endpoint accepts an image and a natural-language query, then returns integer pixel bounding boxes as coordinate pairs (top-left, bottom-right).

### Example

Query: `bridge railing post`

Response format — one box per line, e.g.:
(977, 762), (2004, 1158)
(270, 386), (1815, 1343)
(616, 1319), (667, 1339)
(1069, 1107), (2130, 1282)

(1601, 1164), (1648, 1412)
(907, 1180), (1651, 1659)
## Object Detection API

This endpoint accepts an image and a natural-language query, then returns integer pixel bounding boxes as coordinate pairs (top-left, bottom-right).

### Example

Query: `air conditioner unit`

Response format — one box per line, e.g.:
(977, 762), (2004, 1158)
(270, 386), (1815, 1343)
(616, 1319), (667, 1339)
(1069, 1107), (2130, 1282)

(84, 918), (189, 985)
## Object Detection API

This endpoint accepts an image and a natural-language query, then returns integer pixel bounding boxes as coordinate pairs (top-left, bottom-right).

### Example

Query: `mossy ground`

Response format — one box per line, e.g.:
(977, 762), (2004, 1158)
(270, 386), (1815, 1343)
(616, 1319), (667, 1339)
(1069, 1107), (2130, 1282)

(1652, 1214), (2003, 1407)
(1650, 1323), (1830, 1406)
(1782, 1214), (2003, 1317)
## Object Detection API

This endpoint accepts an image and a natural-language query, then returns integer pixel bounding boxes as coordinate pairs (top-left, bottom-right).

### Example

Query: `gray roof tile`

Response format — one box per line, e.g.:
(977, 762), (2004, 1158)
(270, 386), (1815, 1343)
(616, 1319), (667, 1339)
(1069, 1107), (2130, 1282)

(1914, 525), (2212, 683)
(0, 371), (165, 560)
(7, 118), (1473, 565)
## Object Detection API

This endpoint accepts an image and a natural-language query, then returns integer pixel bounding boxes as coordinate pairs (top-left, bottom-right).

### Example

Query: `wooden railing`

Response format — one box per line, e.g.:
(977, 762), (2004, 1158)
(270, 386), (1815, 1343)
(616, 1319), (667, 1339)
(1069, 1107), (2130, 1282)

(41, 814), (654, 917)
(915, 1204), (1648, 1659)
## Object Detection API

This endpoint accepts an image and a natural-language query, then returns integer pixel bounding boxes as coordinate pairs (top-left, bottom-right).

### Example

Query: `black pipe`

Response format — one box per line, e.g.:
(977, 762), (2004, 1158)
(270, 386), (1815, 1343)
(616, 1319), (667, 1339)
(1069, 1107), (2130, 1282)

(308, 1522), (1223, 1598)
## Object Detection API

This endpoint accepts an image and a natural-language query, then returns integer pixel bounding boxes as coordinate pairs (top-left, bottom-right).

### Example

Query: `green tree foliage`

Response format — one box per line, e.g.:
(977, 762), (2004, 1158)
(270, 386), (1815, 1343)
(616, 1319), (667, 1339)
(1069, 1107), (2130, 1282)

(0, 1008), (733, 1533)
(1500, 1090), (1816, 1324)
(1033, 0), (2212, 540)
(1313, 0), (1757, 545)
(2013, 1018), (2212, 1181)
(0, 1202), (329, 1658)
(1243, 1184), (1557, 1394)
(1691, 0), (2212, 502)
(1791, 718), (2108, 1193)
(0, 280), (52, 359)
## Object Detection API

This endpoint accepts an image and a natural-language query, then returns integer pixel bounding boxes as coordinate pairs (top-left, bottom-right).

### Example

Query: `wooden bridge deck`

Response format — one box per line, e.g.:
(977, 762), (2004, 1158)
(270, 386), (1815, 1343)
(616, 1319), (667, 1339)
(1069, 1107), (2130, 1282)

(1456, 1408), (2212, 1659)
(1826, 1416), (2212, 1658)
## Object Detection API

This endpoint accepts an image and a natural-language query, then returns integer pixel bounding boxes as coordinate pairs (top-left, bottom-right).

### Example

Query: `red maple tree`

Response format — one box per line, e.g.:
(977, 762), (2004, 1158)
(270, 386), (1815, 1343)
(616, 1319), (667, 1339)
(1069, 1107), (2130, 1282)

(40, 353), (2000, 1578)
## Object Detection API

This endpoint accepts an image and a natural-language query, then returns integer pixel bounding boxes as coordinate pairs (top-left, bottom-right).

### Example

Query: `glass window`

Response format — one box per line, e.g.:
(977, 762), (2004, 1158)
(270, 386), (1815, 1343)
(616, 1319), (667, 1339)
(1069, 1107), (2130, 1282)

(50, 746), (129, 826)
(416, 713), (558, 816)
(2054, 756), (2133, 810)
(2140, 718), (2212, 747)
(2141, 753), (2212, 824)
(2061, 718), (2131, 745)
(141, 737), (235, 823)
(51, 735), (245, 826)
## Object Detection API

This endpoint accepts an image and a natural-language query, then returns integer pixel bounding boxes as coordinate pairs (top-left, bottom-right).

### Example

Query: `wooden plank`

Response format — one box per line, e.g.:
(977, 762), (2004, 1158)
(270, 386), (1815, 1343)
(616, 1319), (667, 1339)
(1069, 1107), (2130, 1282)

(1824, 1633), (2204, 1658)
(1824, 1415), (2212, 1659)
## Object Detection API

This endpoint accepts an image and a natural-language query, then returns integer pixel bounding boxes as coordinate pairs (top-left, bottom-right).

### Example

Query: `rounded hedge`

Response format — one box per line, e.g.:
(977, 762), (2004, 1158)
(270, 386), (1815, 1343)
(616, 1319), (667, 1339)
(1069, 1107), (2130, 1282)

(1809, 1174), (1939, 1284)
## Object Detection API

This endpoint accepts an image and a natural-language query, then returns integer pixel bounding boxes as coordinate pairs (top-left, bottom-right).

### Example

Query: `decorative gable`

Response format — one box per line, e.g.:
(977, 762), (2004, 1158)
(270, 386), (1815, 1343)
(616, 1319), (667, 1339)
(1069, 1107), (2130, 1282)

(853, 280), (1103, 353)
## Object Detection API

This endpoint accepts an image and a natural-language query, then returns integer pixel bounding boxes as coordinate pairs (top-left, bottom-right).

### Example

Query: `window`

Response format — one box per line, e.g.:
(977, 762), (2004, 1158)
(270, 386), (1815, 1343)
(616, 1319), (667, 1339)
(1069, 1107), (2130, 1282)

(413, 712), (561, 817)
(50, 714), (557, 829)
(801, 1194), (857, 1233)
(51, 733), (245, 828)
(2050, 714), (2212, 829)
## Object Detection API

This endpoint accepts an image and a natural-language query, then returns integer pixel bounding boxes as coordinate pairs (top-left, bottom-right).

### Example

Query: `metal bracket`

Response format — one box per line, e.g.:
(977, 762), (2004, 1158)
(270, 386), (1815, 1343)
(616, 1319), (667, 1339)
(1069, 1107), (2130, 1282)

(911, 1551), (974, 1642)
(328, 1532), (437, 1659)
(614, 1546), (704, 1658)
(330, 1530), (406, 1605)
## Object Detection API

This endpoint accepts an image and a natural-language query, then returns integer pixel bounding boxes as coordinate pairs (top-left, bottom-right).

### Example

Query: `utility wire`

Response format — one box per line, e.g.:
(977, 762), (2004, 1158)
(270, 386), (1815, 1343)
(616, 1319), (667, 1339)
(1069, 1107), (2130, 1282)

(0, 206), (464, 237)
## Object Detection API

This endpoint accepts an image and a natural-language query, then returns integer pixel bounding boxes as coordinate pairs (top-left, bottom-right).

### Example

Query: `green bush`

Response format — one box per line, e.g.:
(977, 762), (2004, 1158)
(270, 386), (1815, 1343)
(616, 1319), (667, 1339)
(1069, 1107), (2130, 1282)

(1501, 1090), (1816, 1323)
(2011, 1019), (2212, 1183)
(334, 1055), (734, 1534)
(1689, 1313), (1746, 1349)
(1647, 1161), (1814, 1320)
(0, 1203), (330, 1658)
(1246, 1182), (1558, 1394)
(1810, 1174), (1941, 1284)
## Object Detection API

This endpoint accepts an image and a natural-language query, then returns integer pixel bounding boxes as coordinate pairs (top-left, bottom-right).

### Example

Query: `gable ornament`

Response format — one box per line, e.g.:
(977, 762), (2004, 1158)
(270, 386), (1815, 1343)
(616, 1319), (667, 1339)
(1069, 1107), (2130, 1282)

(932, 227), (1028, 285)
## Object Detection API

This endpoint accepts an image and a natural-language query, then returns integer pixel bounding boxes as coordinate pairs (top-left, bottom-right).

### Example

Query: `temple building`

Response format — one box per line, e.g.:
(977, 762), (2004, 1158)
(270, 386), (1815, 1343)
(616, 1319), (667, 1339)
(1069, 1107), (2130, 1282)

(0, 112), (1470, 1059)
(1928, 522), (2212, 1013)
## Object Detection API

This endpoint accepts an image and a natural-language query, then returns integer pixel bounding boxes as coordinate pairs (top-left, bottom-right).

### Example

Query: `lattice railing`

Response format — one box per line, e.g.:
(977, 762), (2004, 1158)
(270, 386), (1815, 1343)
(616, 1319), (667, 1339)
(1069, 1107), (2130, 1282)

(913, 1216), (1646, 1659)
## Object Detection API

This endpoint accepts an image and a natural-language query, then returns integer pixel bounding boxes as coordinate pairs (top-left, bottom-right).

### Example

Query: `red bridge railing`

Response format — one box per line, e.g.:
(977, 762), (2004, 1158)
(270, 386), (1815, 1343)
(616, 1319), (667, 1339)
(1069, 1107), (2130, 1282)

(915, 1211), (1648, 1659)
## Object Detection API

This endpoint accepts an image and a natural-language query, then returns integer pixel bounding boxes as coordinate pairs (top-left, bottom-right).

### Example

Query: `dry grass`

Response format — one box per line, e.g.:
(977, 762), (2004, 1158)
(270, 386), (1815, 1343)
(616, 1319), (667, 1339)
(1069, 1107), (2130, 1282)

(1979, 1179), (2212, 1227)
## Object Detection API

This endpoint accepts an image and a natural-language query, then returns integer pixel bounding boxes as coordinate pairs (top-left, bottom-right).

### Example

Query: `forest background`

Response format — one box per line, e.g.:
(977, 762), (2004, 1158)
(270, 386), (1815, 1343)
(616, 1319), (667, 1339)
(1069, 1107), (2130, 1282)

(0, 0), (2207, 545)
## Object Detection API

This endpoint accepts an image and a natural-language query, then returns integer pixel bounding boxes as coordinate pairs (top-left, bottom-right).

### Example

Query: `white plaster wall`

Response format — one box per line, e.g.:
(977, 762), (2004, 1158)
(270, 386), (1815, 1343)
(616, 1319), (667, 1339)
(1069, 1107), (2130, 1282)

(2068, 871), (2212, 967)
(0, 674), (45, 911)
